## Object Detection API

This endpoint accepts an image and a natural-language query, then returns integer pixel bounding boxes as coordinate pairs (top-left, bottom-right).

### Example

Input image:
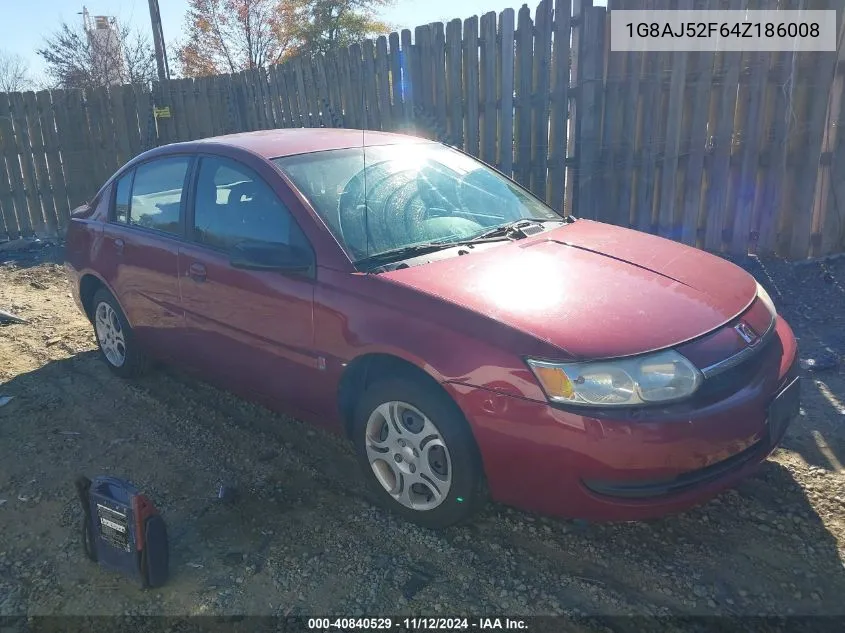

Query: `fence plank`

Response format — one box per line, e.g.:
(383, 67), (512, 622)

(160, 81), (178, 143)
(56, 90), (87, 207)
(247, 69), (264, 130)
(679, 9), (714, 246)
(463, 16), (480, 156)
(349, 45), (366, 129)
(343, 49), (359, 129)
(291, 58), (309, 127)
(0, 143), (14, 237)
(433, 23), (448, 140)
(258, 67), (275, 129)
(217, 74), (236, 135)
(789, 1), (838, 259)
(362, 39), (380, 130)
(446, 19), (464, 147)
(375, 37), (392, 131)
(99, 86), (120, 177)
(547, 0), (569, 211)
(21, 92), (54, 235)
(0, 146), (18, 239)
(266, 65), (285, 128)
(389, 32), (403, 126)
(121, 84), (142, 158)
(110, 86), (133, 166)
(479, 12), (498, 165)
(630, 45), (659, 229)
(324, 52), (344, 127)
(0, 93), (22, 238)
(304, 54), (322, 127)
(514, 6), (532, 186)
(36, 90), (69, 233)
(282, 64), (301, 128)
(10, 93), (42, 235)
(175, 79), (195, 138)
(24, 91), (58, 237)
(415, 25), (433, 135)
(575, 5), (604, 219)
(238, 71), (257, 131)
(598, 1), (626, 222)
(656, 0), (691, 240)
(565, 0), (590, 215)
(498, 8), (516, 178)
(179, 78), (199, 139)
(531, 0), (553, 198)
(728, 47), (767, 255)
(816, 21), (845, 256)
(279, 64), (297, 128)
(613, 1), (642, 228)
(211, 75), (228, 135)
(400, 30), (414, 125)
(194, 77), (215, 138)
(701, 0), (744, 251)
(311, 54), (328, 126)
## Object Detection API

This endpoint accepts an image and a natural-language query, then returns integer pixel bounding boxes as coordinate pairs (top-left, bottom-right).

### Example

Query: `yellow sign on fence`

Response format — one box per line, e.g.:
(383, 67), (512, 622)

(153, 106), (171, 119)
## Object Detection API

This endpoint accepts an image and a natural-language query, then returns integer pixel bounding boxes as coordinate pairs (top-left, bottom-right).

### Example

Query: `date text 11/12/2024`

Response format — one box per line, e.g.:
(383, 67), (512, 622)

(306, 617), (529, 631)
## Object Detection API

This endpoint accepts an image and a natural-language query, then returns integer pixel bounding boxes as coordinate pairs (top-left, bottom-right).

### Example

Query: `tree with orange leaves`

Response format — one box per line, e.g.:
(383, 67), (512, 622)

(177, 0), (393, 78)
(177, 0), (292, 77)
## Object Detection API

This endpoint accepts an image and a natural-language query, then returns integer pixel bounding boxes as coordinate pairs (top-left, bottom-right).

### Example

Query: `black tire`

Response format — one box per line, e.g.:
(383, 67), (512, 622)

(352, 377), (486, 529)
(91, 288), (148, 379)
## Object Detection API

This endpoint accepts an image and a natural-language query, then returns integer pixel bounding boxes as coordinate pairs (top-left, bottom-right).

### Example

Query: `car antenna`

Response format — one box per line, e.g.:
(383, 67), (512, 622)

(361, 48), (369, 261)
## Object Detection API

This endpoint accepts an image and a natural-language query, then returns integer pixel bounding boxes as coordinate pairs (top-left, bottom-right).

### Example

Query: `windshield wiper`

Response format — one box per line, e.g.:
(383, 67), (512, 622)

(354, 236), (510, 270)
(466, 217), (566, 242)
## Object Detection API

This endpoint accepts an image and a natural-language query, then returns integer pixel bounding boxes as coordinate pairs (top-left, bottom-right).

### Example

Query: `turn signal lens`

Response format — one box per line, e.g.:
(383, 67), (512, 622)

(530, 363), (575, 400)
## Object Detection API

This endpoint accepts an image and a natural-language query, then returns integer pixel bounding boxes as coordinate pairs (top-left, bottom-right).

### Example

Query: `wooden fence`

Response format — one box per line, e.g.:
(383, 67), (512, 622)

(1, 0), (844, 259)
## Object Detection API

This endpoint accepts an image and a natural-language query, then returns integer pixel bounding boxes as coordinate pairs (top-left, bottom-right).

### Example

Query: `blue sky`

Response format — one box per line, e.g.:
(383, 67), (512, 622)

(0, 0), (605, 84)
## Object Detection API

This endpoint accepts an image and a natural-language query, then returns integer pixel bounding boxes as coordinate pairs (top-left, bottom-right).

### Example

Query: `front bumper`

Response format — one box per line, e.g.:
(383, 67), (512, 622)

(447, 316), (799, 522)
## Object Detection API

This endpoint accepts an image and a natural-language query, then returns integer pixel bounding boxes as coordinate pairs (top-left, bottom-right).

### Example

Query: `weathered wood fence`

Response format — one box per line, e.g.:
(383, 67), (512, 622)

(1, 0), (844, 259)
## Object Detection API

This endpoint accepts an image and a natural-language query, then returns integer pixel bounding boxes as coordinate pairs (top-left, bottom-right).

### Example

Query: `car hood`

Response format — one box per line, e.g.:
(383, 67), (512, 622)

(378, 220), (757, 360)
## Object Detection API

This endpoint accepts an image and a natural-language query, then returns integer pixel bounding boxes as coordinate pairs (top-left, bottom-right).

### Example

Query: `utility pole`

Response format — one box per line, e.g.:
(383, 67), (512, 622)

(147, 0), (170, 81)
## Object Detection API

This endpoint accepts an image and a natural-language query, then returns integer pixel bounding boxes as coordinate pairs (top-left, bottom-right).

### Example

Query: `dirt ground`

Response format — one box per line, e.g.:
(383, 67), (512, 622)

(0, 242), (844, 627)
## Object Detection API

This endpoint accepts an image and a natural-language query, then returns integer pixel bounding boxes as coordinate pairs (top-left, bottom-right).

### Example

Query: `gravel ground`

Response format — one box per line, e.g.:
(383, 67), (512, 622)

(0, 242), (843, 628)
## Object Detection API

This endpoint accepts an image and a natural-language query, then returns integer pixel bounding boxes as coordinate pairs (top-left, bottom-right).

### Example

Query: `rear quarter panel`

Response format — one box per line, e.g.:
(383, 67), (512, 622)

(64, 191), (112, 317)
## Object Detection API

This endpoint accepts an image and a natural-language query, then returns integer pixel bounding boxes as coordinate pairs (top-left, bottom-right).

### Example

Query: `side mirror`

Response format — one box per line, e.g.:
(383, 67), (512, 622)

(229, 240), (314, 276)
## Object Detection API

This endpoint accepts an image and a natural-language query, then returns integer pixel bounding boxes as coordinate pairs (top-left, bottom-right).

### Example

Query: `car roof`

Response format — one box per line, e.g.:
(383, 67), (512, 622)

(188, 128), (433, 159)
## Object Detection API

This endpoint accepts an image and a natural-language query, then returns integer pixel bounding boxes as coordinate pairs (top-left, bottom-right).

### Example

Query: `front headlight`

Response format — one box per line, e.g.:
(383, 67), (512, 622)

(526, 350), (703, 407)
(755, 281), (777, 317)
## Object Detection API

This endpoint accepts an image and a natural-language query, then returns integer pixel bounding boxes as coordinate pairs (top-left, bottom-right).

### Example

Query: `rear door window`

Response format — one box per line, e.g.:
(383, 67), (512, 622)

(128, 157), (191, 236)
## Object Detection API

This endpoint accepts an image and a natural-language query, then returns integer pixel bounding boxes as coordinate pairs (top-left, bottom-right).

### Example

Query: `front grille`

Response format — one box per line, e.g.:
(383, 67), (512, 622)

(692, 336), (777, 405)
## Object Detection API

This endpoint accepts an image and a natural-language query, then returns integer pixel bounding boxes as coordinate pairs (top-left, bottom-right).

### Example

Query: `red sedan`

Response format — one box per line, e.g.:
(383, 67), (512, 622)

(64, 129), (800, 529)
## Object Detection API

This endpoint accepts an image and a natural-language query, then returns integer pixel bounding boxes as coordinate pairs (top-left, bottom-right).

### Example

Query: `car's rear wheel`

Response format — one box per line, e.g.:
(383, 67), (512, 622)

(352, 377), (485, 528)
(92, 288), (148, 379)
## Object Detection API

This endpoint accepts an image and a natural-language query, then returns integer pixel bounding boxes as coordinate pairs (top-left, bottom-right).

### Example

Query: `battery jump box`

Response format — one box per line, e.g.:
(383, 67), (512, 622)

(75, 475), (169, 588)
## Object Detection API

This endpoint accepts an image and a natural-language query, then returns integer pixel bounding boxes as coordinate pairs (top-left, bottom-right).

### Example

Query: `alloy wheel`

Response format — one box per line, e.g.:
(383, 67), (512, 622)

(94, 301), (127, 368)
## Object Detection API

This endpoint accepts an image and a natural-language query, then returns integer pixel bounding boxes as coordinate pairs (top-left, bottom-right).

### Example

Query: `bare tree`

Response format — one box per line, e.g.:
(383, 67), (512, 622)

(37, 19), (157, 90)
(0, 49), (32, 92)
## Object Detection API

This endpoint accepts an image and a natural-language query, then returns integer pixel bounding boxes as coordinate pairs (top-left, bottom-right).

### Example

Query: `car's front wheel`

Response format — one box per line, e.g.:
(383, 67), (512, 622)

(352, 377), (485, 529)
(91, 288), (148, 379)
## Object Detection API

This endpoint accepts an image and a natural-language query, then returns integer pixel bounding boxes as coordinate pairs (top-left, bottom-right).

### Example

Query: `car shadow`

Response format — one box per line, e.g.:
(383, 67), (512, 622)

(731, 254), (845, 474)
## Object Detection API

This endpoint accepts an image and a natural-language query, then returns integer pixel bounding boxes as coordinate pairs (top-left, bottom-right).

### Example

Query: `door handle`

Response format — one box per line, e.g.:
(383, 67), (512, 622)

(187, 262), (207, 282)
(114, 238), (124, 255)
